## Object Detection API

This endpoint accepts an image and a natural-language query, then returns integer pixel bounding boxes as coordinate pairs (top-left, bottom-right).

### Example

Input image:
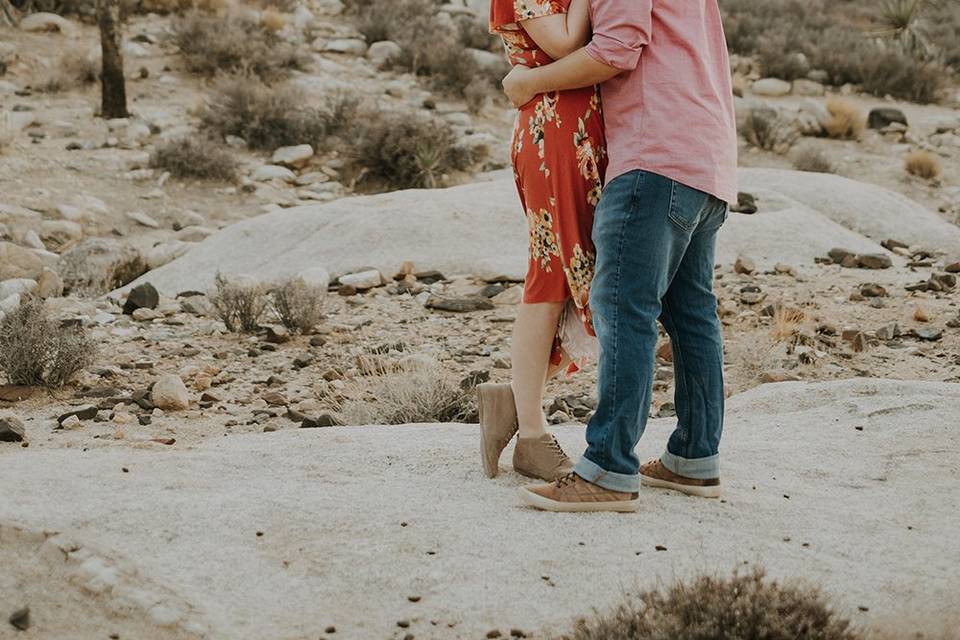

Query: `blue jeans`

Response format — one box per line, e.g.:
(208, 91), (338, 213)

(574, 170), (728, 492)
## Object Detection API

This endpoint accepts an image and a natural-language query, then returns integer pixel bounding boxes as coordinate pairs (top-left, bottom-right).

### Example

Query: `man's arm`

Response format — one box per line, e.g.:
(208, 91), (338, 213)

(503, 0), (652, 107)
(502, 49), (620, 107)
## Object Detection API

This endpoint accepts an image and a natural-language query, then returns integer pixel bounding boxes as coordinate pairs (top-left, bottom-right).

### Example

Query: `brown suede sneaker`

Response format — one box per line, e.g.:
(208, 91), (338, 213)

(639, 459), (721, 498)
(513, 433), (574, 482)
(478, 382), (519, 478)
(520, 473), (640, 512)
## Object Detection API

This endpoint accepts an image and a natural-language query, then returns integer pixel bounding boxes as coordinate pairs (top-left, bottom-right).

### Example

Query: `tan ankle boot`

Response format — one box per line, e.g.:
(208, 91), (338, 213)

(478, 383), (519, 478)
(513, 433), (574, 482)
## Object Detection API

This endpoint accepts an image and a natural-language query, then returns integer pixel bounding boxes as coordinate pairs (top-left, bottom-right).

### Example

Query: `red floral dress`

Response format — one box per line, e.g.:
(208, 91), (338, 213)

(490, 0), (607, 373)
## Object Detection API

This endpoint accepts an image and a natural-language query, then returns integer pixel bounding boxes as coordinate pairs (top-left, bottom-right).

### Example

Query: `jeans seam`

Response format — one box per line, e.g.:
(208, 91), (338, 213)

(595, 171), (643, 469)
(660, 297), (690, 458)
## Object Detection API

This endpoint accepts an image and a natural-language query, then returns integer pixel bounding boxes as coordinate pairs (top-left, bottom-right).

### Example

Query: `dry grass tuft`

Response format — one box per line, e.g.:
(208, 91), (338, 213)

(824, 97), (865, 140)
(38, 48), (99, 93)
(269, 277), (326, 333)
(0, 111), (15, 154)
(149, 137), (238, 181)
(339, 364), (474, 425)
(560, 567), (861, 640)
(200, 77), (354, 150)
(904, 150), (941, 180)
(209, 273), (269, 333)
(792, 145), (835, 173)
(173, 10), (306, 79)
(260, 7), (287, 32)
(742, 107), (798, 153)
(0, 297), (97, 387)
(772, 305), (809, 343)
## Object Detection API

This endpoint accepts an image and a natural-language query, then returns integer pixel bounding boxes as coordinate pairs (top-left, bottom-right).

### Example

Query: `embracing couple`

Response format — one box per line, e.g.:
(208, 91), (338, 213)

(477, 0), (737, 512)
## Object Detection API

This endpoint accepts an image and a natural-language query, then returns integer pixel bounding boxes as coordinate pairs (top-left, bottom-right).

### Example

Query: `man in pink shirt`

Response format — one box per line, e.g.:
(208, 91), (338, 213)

(503, 0), (738, 512)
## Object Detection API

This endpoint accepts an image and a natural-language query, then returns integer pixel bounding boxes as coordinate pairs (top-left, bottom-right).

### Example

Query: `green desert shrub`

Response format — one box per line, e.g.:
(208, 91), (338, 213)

(0, 298), (97, 387)
(560, 568), (861, 640)
(347, 110), (478, 189)
(149, 137), (238, 180)
(173, 10), (306, 79)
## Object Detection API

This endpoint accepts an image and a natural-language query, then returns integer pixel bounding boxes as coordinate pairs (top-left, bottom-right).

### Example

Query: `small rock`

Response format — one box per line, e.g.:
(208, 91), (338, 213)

(875, 322), (900, 341)
(425, 295), (495, 312)
(252, 165), (297, 183)
(301, 412), (342, 428)
(20, 12), (76, 35)
(730, 192), (757, 214)
(0, 385), (35, 402)
(0, 416), (26, 442)
(367, 40), (402, 69)
(8, 606), (30, 631)
(60, 415), (82, 429)
(262, 391), (288, 406)
(58, 405), (98, 424)
(339, 269), (383, 290)
(857, 254), (893, 270)
(321, 38), (368, 56)
(914, 327), (943, 342)
(272, 144), (314, 169)
(751, 78), (791, 97)
(828, 248), (855, 264)
(734, 255), (755, 275)
(265, 325), (291, 344)
(151, 374), (190, 411)
(126, 211), (160, 229)
(860, 283), (887, 298)
(868, 107), (908, 130)
(123, 282), (159, 314)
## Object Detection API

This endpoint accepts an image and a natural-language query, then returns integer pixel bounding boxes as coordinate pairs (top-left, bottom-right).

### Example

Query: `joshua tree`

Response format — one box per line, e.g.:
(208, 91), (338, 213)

(96, 0), (128, 118)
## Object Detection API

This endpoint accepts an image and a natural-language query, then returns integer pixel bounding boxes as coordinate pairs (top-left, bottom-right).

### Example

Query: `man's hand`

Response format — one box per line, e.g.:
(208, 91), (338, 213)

(502, 65), (538, 108)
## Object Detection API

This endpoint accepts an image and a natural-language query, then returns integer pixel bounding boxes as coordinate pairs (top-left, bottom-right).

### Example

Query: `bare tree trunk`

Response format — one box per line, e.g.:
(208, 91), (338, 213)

(96, 0), (128, 119)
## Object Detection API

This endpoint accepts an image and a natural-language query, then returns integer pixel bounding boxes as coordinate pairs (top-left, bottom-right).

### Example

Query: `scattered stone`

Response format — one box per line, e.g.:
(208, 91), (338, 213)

(36, 268), (64, 298)
(58, 405), (98, 424)
(367, 40), (402, 70)
(913, 307), (931, 323)
(875, 322), (900, 341)
(945, 262), (960, 274)
(60, 415), (82, 429)
(425, 295), (494, 312)
(262, 392), (288, 406)
(265, 325), (291, 344)
(321, 38), (368, 55)
(301, 412), (342, 428)
(914, 327), (943, 342)
(127, 211), (160, 229)
(339, 270), (383, 290)
(123, 282), (159, 314)
(8, 606), (30, 631)
(0, 416), (26, 442)
(868, 108), (908, 130)
(730, 192), (757, 214)
(751, 78), (791, 97)
(272, 144), (314, 169)
(20, 12), (76, 35)
(151, 375), (190, 411)
(252, 165), (297, 183)
(860, 283), (887, 298)
(734, 255), (755, 275)
(857, 254), (893, 270)
(0, 386), (35, 402)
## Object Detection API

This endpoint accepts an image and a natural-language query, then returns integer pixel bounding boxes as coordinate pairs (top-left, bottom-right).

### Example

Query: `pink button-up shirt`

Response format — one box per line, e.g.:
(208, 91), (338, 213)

(585, 0), (738, 204)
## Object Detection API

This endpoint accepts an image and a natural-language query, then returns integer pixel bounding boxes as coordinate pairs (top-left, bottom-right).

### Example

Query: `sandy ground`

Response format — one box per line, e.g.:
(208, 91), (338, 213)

(2, 378), (959, 640)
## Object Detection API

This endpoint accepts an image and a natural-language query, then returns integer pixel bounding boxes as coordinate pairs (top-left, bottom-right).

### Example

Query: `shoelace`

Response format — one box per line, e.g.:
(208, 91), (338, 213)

(547, 436), (567, 462)
(555, 471), (578, 488)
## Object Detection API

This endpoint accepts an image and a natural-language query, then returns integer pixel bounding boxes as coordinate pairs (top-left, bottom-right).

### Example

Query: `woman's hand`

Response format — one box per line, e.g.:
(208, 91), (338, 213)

(502, 65), (537, 108)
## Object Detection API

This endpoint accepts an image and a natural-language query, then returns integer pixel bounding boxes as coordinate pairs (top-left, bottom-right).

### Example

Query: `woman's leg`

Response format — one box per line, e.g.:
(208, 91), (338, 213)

(511, 301), (565, 439)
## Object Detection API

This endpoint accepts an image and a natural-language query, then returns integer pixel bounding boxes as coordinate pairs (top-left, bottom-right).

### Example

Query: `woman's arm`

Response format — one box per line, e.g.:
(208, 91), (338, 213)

(519, 0), (591, 61)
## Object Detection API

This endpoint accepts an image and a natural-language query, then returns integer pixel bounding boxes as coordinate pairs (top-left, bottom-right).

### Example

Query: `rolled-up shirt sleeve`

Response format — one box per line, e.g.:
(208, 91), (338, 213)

(584, 0), (652, 71)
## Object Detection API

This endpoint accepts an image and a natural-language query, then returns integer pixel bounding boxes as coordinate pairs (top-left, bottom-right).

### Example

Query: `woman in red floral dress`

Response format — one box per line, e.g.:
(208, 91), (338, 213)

(478, 0), (606, 481)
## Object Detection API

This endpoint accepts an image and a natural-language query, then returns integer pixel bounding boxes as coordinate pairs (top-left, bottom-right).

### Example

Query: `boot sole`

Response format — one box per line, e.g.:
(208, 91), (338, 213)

(640, 474), (721, 499)
(518, 487), (640, 513)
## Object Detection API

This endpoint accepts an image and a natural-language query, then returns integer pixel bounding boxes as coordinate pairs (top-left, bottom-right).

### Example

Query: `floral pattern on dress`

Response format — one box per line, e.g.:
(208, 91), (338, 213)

(526, 206), (562, 272)
(529, 93), (561, 177)
(564, 243), (596, 322)
(513, 0), (565, 22)
(574, 116), (604, 206)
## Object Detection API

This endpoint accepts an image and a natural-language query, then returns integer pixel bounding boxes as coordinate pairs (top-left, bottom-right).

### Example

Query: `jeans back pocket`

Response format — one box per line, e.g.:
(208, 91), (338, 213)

(667, 182), (713, 233)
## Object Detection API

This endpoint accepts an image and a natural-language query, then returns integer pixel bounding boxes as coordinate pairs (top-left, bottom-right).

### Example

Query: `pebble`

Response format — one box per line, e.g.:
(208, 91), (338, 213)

(8, 606), (30, 631)
(0, 416), (26, 442)
(151, 374), (190, 411)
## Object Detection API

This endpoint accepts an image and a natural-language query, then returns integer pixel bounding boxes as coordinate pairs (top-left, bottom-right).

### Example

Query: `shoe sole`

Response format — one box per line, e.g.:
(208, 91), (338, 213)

(514, 465), (571, 483)
(478, 385), (501, 479)
(640, 474), (721, 499)
(518, 487), (640, 513)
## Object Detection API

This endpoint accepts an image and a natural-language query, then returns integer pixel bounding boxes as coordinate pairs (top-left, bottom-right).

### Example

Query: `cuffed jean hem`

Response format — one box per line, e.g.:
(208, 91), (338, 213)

(661, 450), (720, 480)
(574, 456), (640, 493)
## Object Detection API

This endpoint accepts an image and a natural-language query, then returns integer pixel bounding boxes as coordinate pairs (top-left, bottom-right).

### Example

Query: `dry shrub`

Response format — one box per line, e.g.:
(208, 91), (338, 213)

(561, 567), (861, 640)
(149, 137), (238, 180)
(38, 48), (99, 93)
(139, 0), (193, 13)
(260, 7), (286, 32)
(209, 273), (268, 333)
(743, 107), (798, 153)
(772, 305), (808, 343)
(0, 298), (97, 387)
(792, 145), (835, 173)
(463, 76), (491, 115)
(824, 97), (865, 140)
(0, 111), (14, 154)
(348, 110), (479, 189)
(339, 364), (473, 425)
(904, 150), (941, 179)
(270, 277), (326, 333)
(200, 77), (355, 150)
(173, 10), (306, 79)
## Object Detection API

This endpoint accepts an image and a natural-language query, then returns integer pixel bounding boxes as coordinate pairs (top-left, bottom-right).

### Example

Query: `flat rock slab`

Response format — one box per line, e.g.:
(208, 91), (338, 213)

(1, 379), (959, 639)
(121, 169), (960, 297)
